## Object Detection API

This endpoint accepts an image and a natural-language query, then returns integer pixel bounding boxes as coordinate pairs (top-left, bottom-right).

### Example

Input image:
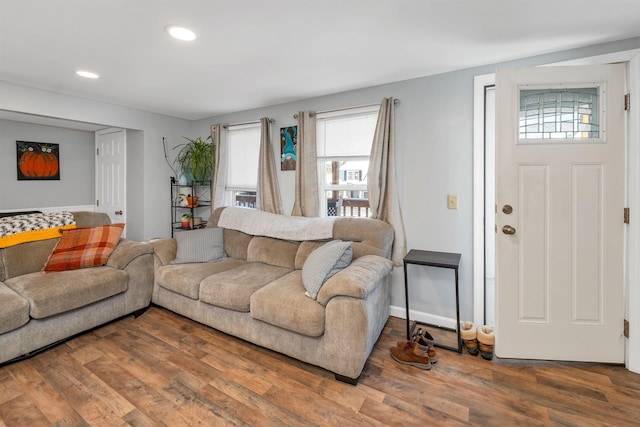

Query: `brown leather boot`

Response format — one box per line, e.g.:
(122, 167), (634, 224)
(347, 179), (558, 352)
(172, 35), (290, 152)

(397, 328), (438, 363)
(390, 342), (432, 370)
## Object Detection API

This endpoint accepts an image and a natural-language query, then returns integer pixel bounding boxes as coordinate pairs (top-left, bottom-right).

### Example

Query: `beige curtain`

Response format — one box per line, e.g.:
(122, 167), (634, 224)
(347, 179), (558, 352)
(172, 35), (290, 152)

(291, 111), (319, 217)
(210, 124), (228, 209)
(368, 97), (407, 265)
(256, 118), (283, 214)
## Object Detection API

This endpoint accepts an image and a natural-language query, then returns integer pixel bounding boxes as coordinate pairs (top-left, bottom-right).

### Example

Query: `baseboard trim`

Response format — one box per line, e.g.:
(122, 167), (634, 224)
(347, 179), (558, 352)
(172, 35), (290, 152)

(389, 305), (457, 330)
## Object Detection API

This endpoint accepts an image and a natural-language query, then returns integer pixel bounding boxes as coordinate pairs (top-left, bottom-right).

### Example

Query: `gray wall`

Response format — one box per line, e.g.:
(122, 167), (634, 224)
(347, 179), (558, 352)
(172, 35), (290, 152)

(191, 37), (640, 322)
(0, 36), (639, 323)
(0, 81), (192, 239)
(0, 119), (94, 210)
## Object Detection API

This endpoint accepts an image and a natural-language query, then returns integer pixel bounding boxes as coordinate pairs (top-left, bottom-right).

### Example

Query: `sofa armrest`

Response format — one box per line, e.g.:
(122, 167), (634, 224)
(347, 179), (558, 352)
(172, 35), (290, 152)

(106, 239), (154, 270)
(316, 255), (393, 306)
(149, 238), (177, 266)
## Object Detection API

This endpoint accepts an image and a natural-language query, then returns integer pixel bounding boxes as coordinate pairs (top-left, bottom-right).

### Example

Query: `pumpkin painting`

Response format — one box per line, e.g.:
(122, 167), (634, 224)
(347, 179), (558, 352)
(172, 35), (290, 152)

(16, 141), (60, 180)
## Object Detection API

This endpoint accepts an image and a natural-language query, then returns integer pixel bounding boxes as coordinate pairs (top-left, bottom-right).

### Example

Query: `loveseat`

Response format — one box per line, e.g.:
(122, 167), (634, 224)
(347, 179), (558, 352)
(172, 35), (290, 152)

(150, 206), (394, 383)
(0, 211), (154, 365)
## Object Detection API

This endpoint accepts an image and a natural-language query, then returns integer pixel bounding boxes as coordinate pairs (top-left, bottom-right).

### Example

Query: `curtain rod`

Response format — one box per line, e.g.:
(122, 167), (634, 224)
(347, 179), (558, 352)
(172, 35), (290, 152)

(222, 118), (275, 129)
(293, 99), (400, 120)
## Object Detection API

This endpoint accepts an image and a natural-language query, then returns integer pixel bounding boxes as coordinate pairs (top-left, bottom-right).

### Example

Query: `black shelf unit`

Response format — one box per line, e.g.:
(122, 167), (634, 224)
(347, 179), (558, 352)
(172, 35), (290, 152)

(170, 178), (211, 237)
(403, 249), (462, 353)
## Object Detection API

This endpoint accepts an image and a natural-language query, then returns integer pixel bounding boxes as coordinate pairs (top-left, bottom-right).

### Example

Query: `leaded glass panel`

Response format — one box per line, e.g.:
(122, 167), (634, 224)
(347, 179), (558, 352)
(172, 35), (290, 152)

(519, 87), (599, 141)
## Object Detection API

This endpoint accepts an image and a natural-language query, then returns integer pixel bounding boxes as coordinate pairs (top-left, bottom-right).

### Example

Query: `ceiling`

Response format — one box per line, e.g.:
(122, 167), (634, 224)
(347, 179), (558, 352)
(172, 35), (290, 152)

(2, 0), (640, 122)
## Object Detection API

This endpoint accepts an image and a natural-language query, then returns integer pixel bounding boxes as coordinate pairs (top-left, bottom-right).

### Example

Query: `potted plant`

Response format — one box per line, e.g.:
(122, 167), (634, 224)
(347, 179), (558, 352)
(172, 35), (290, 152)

(173, 136), (214, 183)
(186, 195), (199, 207)
(181, 213), (192, 229)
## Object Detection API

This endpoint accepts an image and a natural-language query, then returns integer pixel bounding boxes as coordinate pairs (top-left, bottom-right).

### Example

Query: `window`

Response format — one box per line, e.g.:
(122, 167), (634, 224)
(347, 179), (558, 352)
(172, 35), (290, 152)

(316, 105), (379, 217)
(225, 124), (260, 208)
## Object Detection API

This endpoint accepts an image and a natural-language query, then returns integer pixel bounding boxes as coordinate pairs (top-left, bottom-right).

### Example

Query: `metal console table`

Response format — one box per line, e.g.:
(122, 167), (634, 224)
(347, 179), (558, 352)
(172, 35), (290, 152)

(403, 249), (462, 353)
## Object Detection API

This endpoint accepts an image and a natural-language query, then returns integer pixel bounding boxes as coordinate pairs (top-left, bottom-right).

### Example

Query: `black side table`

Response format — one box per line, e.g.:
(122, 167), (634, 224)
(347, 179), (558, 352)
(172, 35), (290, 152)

(403, 249), (462, 353)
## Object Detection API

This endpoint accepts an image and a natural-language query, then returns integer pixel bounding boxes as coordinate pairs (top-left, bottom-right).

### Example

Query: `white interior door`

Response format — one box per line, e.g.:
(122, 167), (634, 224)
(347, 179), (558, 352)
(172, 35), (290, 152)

(95, 129), (126, 232)
(495, 64), (626, 362)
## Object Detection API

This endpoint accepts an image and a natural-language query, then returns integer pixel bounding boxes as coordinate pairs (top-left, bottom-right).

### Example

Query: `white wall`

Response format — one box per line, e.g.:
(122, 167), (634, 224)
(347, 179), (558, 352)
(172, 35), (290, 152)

(1, 36), (639, 324)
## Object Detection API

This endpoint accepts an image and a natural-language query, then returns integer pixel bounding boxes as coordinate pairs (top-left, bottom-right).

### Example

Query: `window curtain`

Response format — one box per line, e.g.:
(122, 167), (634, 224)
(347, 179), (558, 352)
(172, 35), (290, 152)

(368, 97), (407, 265)
(210, 124), (228, 209)
(291, 111), (319, 217)
(256, 117), (283, 214)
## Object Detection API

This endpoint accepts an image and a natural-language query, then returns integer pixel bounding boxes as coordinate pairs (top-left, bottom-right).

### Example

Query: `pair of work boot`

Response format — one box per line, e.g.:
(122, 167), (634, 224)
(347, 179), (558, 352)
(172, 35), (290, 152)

(390, 328), (438, 370)
(460, 321), (495, 360)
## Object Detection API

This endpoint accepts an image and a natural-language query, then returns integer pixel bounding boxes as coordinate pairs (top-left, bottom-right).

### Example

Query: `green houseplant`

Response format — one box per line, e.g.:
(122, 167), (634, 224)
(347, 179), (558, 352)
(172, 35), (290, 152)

(173, 136), (214, 183)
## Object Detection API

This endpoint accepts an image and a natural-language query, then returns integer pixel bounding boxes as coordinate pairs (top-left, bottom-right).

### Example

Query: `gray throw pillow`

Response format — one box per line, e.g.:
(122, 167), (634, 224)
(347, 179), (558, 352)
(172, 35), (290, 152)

(171, 227), (225, 264)
(302, 240), (353, 300)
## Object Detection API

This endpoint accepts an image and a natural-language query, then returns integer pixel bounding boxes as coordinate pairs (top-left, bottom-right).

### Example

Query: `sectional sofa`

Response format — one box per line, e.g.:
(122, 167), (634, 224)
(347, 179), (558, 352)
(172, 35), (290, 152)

(1, 207), (394, 384)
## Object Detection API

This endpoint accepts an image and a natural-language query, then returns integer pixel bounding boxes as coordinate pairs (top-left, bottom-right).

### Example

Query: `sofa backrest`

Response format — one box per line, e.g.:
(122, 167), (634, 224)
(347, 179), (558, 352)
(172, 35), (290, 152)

(333, 217), (394, 259)
(208, 207), (394, 269)
(0, 211), (111, 280)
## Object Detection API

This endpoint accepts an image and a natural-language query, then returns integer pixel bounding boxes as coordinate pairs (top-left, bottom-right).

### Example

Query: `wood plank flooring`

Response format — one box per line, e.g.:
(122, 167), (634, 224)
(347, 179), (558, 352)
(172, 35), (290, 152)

(1, 306), (639, 426)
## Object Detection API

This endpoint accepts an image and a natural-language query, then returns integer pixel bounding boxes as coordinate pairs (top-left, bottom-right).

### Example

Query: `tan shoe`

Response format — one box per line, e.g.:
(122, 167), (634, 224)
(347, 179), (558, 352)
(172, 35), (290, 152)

(390, 342), (432, 370)
(396, 336), (438, 364)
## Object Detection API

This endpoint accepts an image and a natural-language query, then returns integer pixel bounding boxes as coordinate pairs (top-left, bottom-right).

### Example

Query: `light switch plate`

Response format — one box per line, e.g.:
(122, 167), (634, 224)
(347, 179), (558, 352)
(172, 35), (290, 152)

(447, 194), (458, 209)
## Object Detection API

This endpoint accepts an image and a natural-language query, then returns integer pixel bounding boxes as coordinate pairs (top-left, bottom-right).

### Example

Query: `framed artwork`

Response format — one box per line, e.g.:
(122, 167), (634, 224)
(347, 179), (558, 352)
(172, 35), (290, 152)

(280, 126), (297, 171)
(16, 141), (60, 180)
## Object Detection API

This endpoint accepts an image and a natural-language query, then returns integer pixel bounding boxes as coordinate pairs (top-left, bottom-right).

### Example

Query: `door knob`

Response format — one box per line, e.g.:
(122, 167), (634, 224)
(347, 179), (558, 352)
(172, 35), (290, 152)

(502, 225), (516, 235)
(115, 210), (123, 215)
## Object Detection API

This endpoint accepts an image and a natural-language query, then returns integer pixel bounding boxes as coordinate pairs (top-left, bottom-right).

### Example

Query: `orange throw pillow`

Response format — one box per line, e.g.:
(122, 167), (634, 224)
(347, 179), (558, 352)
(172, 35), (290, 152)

(43, 223), (125, 272)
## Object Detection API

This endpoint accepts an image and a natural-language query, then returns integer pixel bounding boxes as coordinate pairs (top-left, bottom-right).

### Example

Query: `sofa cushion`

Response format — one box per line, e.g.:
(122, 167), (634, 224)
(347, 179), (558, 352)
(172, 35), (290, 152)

(200, 262), (292, 312)
(5, 266), (128, 319)
(247, 236), (300, 269)
(172, 228), (225, 264)
(1, 239), (58, 279)
(302, 240), (352, 300)
(223, 229), (253, 260)
(294, 241), (326, 270)
(333, 217), (394, 259)
(156, 258), (246, 299)
(0, 283), (30, 334)
(43, 223), (124, 272)
(250, 271), (325, 337)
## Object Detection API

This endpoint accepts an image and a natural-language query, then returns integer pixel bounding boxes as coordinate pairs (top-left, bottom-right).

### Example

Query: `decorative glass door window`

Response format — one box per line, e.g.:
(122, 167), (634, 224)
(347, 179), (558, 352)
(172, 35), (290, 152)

(519, 86), (602, 141)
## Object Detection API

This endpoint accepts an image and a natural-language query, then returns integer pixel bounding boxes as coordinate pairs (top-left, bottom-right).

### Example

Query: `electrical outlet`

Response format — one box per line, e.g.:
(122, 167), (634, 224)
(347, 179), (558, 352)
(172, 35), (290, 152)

(447, 194), (458, 209)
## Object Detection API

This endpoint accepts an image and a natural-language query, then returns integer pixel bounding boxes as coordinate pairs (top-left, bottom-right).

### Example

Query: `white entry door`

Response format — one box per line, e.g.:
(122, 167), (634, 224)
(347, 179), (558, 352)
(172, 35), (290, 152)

(495, 64), (626, 362)
(95, 129), (126, 232)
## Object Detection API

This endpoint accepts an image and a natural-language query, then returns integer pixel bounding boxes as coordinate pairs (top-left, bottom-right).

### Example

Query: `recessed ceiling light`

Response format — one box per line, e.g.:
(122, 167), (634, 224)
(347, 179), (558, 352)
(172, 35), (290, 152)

(166, 25), (197, 41)
(76, 70), (99, 79)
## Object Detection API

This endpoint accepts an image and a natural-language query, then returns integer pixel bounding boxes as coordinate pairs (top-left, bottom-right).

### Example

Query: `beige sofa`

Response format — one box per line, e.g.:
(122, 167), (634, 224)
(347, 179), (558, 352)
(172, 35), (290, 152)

(0, 211), (154, 365)
(150, 207), (394, 383)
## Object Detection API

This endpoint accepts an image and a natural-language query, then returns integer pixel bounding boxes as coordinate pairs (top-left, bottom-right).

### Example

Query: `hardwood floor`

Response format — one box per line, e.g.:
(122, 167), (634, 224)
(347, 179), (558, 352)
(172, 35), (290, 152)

(1, 307), (639, 426)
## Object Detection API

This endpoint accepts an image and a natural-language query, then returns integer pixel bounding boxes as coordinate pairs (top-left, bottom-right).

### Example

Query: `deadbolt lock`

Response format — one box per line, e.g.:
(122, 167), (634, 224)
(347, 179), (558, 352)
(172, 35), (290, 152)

(502, 205), (513, 214)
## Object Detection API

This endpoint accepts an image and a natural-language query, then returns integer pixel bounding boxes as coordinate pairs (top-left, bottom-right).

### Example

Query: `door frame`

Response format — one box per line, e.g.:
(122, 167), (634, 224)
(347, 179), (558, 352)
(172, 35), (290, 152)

(473, 49), (640, 370)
